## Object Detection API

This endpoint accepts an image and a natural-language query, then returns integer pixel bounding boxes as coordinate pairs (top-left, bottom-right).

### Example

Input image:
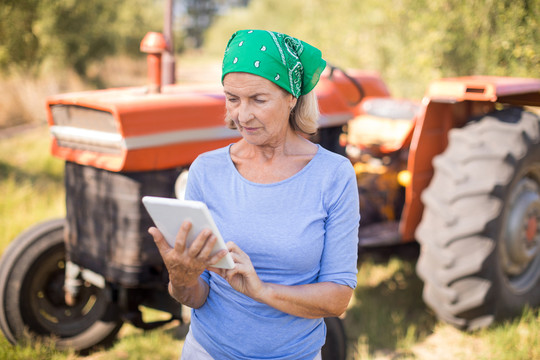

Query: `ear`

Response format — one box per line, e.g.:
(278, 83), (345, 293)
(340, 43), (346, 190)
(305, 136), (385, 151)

(289, 96), (298, 110)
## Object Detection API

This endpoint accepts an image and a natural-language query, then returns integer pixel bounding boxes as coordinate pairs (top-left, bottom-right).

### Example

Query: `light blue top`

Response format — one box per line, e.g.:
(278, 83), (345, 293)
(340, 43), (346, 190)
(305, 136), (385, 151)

(185, 144), (360, 360)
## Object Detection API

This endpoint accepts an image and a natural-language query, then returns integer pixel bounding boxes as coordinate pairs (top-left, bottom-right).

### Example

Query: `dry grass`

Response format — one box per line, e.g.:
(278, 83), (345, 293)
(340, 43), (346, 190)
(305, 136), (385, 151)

(173, 50), (222, 85)
(410, 325), (488, 360)
(0, 68), (90, 129)
(86, 55), (148, 89)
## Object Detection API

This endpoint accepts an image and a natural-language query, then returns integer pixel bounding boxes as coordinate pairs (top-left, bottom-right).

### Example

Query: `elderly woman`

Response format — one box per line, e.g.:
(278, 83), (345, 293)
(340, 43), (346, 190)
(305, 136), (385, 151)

(149, 30), (359, 360)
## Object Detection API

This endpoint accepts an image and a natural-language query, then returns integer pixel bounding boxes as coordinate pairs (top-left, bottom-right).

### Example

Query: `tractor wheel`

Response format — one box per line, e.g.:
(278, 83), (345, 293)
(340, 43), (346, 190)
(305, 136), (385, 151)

(416, 107), (540, 330)
(322, 317), (347, 360)
(0, 219), (123, 351)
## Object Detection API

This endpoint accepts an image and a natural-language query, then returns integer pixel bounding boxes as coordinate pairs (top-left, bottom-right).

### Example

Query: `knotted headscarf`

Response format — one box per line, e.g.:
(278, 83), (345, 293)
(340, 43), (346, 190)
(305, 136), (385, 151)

(221, 30), (326, 98)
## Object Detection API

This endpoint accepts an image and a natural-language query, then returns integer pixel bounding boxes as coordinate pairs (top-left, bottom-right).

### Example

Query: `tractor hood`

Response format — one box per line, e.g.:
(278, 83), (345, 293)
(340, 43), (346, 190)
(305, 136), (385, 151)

(46, 84), (236, 172)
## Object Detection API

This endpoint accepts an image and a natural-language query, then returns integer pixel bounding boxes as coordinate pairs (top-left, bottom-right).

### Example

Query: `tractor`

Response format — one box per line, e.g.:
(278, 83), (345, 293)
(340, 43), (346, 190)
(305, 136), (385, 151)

(1, 26), (539, 360)
(345, 75), (540, 331)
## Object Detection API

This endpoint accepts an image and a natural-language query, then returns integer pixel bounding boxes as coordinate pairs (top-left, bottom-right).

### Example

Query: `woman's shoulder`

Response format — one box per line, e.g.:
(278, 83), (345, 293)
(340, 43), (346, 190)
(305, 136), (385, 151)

(192, 145), (231, 165)
(314, 145), (354, 172)
(189, 145), (233, 178)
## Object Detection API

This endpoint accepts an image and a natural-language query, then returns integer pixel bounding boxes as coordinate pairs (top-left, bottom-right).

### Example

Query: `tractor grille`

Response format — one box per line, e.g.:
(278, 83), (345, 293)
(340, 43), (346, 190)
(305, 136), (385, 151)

(49, 105), (122, 154)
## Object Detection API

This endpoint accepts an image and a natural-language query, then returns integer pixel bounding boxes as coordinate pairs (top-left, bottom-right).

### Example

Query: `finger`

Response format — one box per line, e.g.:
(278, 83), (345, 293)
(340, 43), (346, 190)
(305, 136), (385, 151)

(226, 242), (248, 262)
(148, 227), (171, 255)
(187, 228), (213, 257)
(225, 241), (239, 253)
(197, 234), (218, 259)
(228, 252), (246, 271)
(174, 221), (192, 253)
(206, 248), (228, 266)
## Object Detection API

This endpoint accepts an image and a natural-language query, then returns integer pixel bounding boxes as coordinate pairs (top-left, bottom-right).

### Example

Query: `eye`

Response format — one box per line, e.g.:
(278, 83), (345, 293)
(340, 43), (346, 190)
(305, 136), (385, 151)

(254, 98), (266, 104)
(226, 97), (239, 103)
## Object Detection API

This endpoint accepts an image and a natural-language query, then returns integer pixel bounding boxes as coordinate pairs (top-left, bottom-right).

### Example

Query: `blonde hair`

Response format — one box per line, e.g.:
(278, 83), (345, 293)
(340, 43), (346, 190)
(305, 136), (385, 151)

(225, 90), (320, 136)
(289, 90), (319, 136)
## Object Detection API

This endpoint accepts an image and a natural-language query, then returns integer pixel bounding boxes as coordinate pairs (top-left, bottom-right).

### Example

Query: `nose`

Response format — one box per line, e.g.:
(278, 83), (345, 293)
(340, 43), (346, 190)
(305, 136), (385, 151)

(236, 102), (254, 125)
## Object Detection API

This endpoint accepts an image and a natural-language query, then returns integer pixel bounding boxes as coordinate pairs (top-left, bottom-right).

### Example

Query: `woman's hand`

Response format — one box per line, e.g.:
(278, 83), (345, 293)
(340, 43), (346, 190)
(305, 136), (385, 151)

(209, 242), (266, 301)
(211, 241), (353, 319)
(149, 221), (228, 307)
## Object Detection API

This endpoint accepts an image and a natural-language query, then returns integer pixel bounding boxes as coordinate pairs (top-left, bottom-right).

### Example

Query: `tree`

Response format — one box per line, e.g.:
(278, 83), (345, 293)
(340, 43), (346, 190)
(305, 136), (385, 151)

(0, 0), (162, 77)
(0, 0), (41, 71)
(204, 0), (540, 98)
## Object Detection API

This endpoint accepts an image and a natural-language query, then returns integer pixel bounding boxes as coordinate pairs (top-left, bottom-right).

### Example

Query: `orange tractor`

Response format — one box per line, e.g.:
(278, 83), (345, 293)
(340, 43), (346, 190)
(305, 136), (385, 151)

(0, 28), (539, 358)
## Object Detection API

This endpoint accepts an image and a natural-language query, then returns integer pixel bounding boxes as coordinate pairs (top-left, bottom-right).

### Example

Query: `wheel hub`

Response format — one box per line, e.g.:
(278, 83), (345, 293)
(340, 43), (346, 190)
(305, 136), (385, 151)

(526, 216), (537, 243)
(502, 177), (540, 293)
(25, 250), (111, 338)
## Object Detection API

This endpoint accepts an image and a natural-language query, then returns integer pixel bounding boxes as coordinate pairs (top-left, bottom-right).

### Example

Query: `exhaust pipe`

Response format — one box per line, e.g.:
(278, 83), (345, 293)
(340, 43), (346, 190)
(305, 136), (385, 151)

(140, 32), (167, 94)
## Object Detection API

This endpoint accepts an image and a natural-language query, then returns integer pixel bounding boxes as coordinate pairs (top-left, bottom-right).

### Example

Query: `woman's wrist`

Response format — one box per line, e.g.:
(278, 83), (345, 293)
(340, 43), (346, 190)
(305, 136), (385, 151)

(168, 279), (195, 298)
(253, 281), (273, 304)
(168, 278), (209, 308)
(168, 280), (182, 302)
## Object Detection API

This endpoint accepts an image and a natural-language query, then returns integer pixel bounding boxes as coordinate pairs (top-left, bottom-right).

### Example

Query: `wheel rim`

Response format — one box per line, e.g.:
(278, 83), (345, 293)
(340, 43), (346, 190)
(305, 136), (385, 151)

(501, 176), (540, 293)
(21, 244), (112, 338)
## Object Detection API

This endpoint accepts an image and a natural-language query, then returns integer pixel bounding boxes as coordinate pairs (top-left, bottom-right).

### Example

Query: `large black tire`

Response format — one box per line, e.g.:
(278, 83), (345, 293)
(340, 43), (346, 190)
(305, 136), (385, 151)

(321, 317), (347, 360)
(416, 107), (540, 330)
(0, 219), (123, 351)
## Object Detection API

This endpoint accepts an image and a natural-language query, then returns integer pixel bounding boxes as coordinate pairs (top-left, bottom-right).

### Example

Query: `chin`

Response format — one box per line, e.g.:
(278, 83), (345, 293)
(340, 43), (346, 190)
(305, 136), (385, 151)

(240, 131), (261, 143)
(243, 137), (264, 146)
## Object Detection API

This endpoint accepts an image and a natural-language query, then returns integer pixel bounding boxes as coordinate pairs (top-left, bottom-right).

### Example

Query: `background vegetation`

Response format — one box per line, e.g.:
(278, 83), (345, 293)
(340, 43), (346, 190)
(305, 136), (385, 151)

(204, 0), (539, 98)
(0, 0), (164, 128)
(1, 0), (539, 128)
(0, 0), (162, 77)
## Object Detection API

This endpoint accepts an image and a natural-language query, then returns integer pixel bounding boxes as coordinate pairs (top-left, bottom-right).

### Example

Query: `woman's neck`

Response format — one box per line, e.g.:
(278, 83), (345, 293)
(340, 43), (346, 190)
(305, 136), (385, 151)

(235, 132), (315, 161)
(230, 133), (318, 184)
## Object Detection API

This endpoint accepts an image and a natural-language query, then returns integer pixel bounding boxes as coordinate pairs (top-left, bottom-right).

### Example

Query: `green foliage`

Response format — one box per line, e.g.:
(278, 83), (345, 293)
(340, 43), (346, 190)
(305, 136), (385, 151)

(204, 0), (540, 98)
(3, 0), (537, 97)
(107, 0), (164, 56)
(38, 0), (120, 76)
(0, 0), (41, 70)
(0, 0), (162, 77)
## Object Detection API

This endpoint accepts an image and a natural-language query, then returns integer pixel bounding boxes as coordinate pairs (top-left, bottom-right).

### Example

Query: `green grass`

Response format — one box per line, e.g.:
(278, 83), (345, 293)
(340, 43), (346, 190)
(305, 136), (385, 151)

(346, 252), (436, 359)
(79, 313), (186, 360)
(0, 127), (65, 254)
(0, 128), (539, 360)
(479, 306), (540, 360)
(345, 249), (540, 360)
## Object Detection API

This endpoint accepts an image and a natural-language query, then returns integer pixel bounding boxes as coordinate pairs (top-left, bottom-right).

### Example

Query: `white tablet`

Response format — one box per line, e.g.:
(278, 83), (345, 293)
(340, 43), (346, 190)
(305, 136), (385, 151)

(142, 196), (235, 269)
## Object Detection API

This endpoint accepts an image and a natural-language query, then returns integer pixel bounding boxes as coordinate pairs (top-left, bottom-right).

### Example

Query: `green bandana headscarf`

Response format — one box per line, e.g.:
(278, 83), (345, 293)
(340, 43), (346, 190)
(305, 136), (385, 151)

(221, 30), (326, 98)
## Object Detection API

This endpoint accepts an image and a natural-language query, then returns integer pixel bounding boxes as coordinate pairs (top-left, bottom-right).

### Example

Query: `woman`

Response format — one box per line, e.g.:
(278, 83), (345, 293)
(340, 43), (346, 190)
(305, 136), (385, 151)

(149, 29), (360, 360)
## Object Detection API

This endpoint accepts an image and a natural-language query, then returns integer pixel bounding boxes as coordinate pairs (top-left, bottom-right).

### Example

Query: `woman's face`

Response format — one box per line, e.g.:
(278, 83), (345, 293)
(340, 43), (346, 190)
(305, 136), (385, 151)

(223, 72), (297, 147)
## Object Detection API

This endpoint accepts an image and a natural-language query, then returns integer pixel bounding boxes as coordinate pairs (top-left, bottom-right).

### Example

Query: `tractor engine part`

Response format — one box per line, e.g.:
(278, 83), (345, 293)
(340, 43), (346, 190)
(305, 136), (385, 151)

(140, 32), (167, 94)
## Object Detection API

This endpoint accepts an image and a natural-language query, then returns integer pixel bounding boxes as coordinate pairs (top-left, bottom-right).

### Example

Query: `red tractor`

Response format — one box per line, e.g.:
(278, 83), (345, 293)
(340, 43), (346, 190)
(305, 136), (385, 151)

(0, 28), (539, 358)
